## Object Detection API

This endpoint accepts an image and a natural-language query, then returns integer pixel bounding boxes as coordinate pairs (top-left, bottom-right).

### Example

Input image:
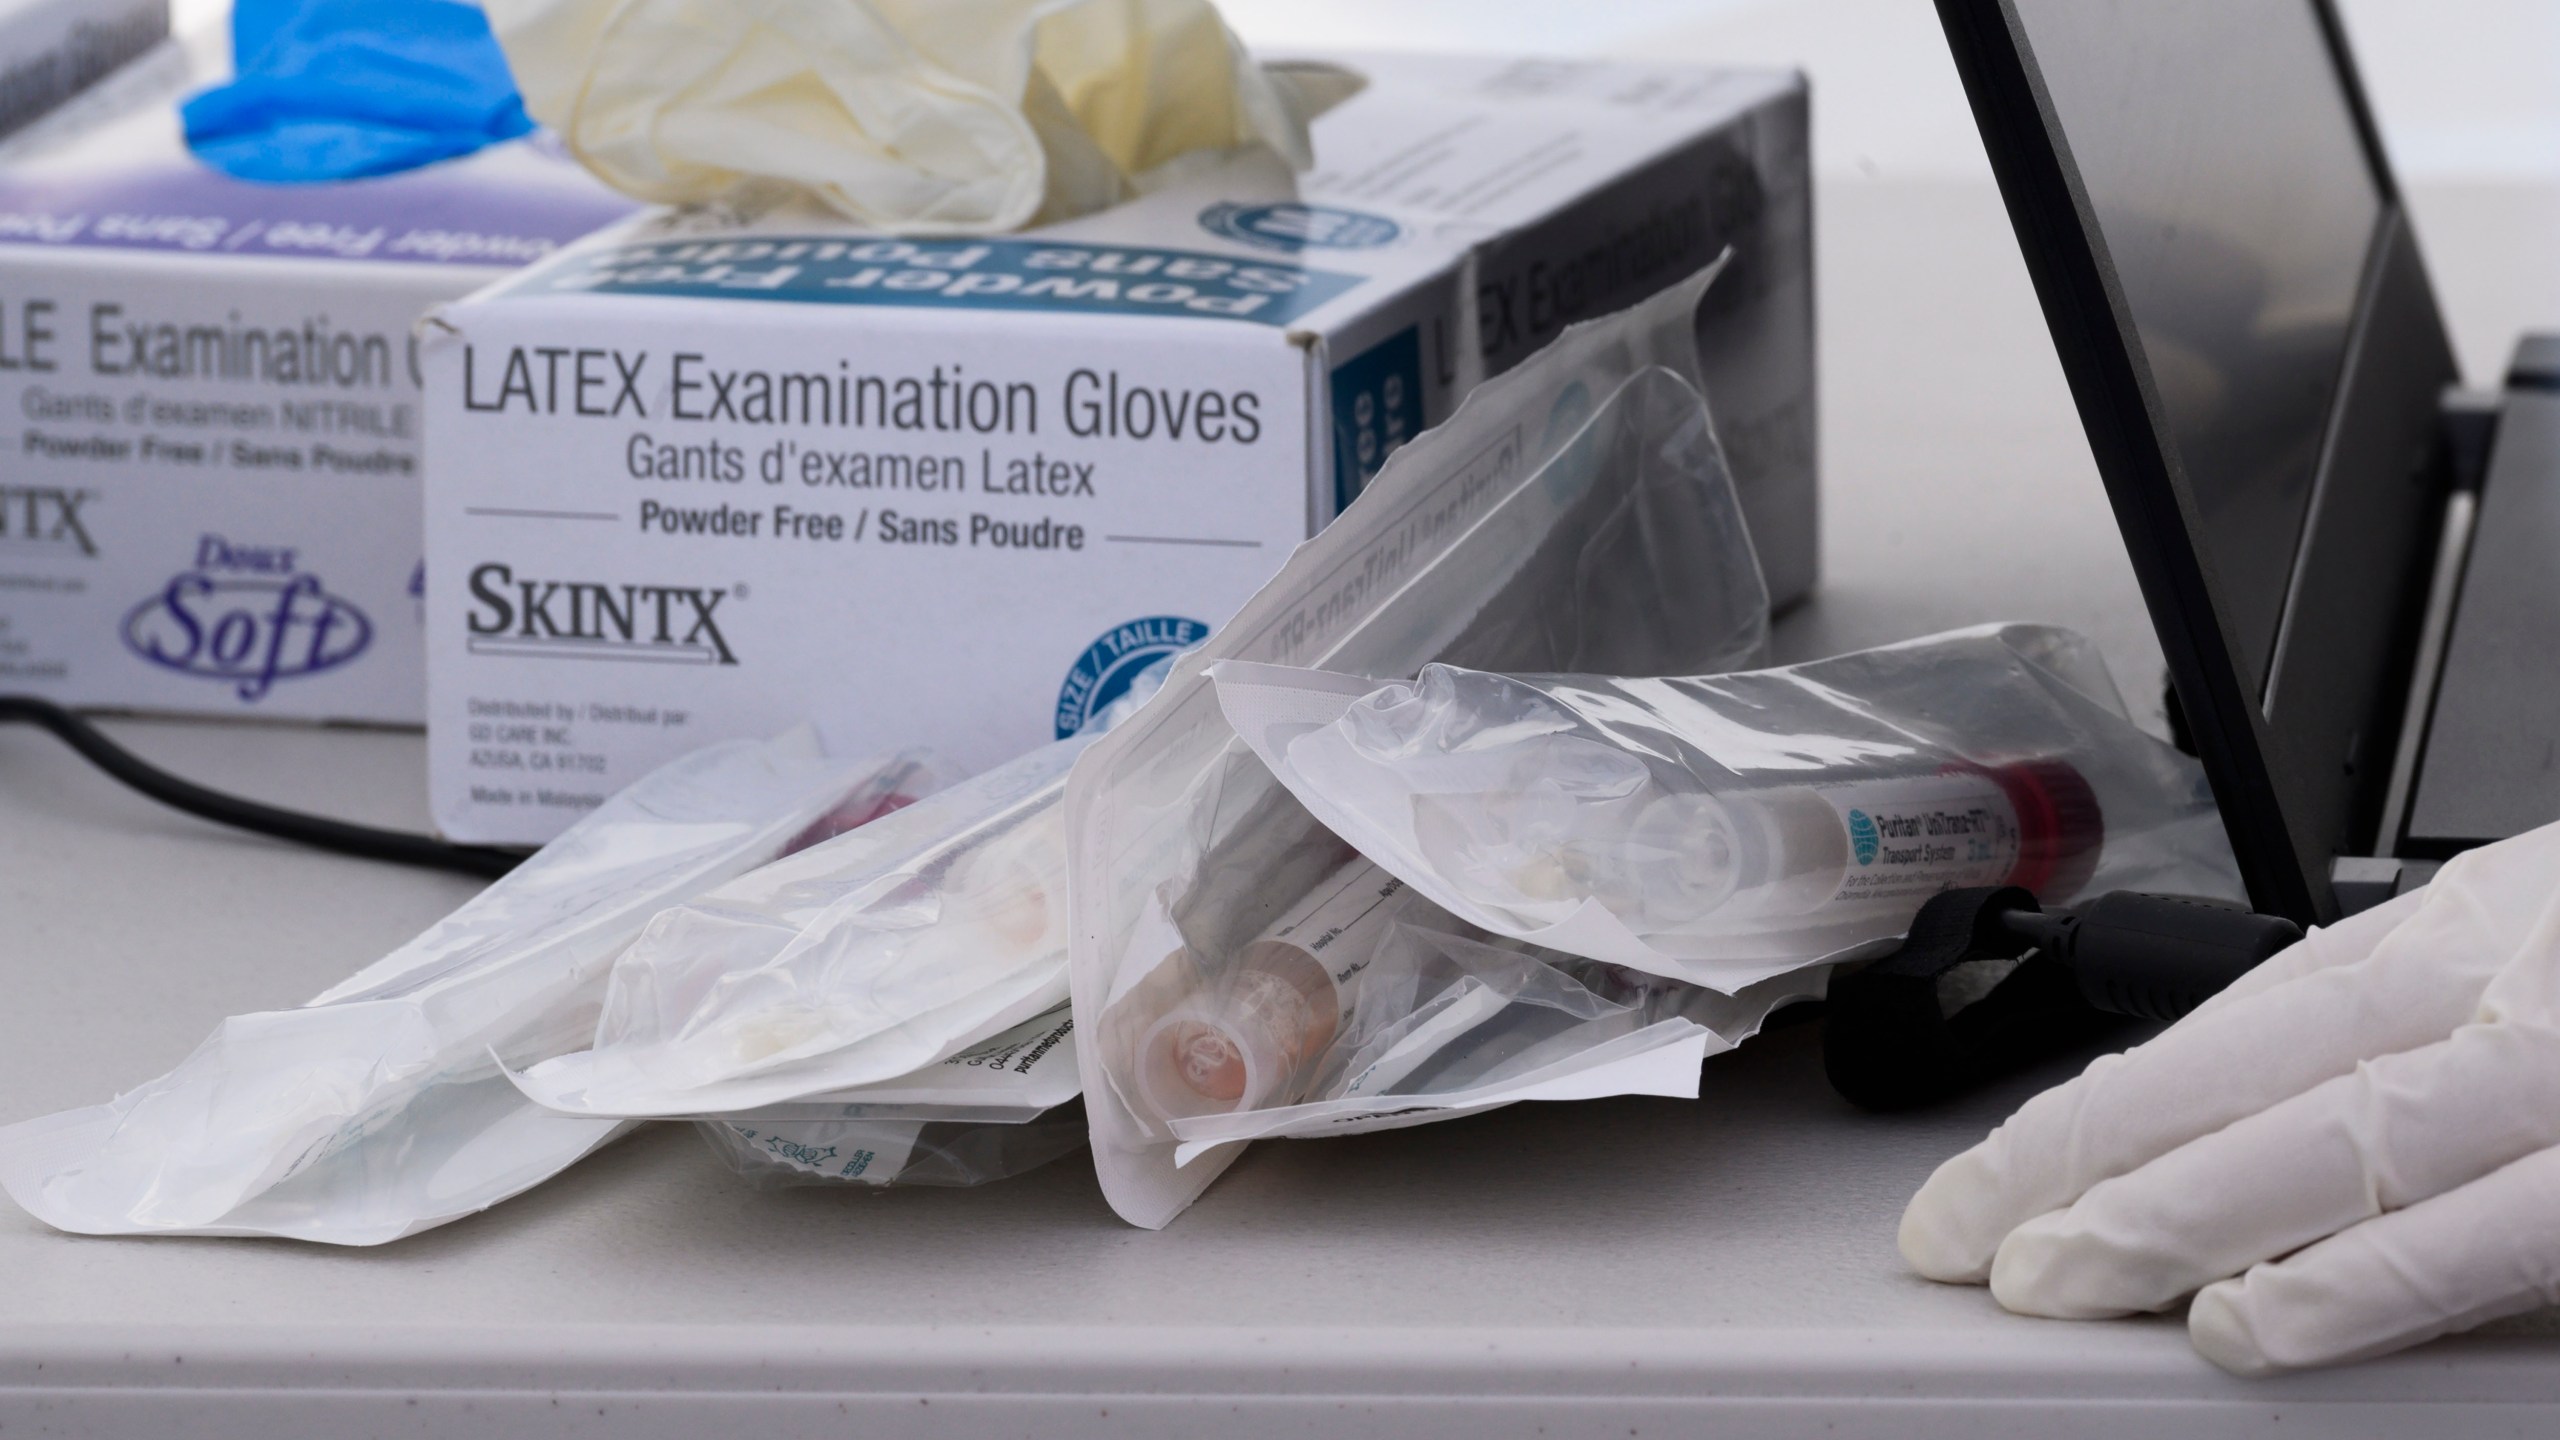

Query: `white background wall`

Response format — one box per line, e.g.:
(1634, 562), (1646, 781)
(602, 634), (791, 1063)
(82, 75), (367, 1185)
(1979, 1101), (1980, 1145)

(172, 1), (2560, 185)
(173, 0), (2560, 187)
(1220, 0), (2560, 184)
(171, 0), (2558, 380)
(1223, 0), (2560, 389)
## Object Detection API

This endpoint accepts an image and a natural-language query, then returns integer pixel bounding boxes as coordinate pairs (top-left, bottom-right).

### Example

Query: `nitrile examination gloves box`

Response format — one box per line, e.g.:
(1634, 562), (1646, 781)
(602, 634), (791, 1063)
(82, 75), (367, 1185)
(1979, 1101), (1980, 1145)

(0, 60), (635, 724)
(424, 52), (1814, 844)
(0, 0), (164, 140)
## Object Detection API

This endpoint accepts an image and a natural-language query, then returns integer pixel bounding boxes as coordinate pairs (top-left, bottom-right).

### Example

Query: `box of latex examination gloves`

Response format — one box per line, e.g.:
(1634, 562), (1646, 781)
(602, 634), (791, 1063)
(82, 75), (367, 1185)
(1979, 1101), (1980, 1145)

(0, 0), (164, 141)
(422, 51), (1813, 845)
(0, 58), (636, 724)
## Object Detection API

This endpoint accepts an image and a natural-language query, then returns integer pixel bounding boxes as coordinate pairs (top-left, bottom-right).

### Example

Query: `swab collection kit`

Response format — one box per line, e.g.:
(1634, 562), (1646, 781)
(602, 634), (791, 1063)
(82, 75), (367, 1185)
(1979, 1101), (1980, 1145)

(422, 53), (1814, 844)
(0, 50), (632, 723)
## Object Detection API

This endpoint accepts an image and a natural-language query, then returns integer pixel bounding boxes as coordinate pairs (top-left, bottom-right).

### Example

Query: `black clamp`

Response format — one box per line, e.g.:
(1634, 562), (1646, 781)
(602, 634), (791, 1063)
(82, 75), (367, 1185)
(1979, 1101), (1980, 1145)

(1824, 888), (2302, 1112)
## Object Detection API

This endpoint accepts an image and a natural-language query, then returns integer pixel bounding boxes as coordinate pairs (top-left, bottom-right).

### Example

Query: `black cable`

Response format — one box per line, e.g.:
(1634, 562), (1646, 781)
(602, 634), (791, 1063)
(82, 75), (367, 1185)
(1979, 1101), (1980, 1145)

(1997, 893), (2301, 1022)
(1, 695), (522, 878)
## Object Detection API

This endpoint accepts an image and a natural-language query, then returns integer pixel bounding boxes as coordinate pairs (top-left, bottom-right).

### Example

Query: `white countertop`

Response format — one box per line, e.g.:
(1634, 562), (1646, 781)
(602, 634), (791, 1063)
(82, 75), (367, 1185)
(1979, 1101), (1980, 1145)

(7, 167), (2560, 1434)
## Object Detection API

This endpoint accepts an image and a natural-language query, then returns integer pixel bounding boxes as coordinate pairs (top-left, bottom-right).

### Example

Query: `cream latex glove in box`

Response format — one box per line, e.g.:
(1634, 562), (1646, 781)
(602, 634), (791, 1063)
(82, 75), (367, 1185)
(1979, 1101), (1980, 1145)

(483, 0), (1336, 233)
(1902, 818), (2560, 1375)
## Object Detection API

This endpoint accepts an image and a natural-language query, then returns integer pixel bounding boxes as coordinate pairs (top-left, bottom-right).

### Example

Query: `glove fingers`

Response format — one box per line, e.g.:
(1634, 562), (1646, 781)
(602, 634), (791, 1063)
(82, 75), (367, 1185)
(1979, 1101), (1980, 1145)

(1901, 881), (2513, 1284)
(2189, 1140), (2560, 1376)
(1989, 1020), (2560, 1317)
(2181, 886), (2423, 1023)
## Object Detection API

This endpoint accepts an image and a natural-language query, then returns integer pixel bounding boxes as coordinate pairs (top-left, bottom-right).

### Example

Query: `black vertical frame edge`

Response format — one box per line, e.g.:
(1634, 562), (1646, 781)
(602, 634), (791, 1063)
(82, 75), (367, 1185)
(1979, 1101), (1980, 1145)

(1931, 0), (2323, 922)
(2309, 0), (2406, 212)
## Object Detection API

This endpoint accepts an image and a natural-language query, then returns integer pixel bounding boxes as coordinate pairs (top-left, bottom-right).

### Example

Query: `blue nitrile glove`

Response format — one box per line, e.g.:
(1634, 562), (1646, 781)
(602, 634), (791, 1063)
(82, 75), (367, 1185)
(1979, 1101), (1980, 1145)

(182, 0), (533, 183)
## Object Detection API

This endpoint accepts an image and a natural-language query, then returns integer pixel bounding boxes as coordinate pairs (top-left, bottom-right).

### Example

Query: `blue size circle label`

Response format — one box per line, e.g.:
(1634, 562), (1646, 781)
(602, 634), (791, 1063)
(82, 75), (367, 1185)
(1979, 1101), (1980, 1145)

(1200, 202), (1402, 253)
(1055, 616), (1209, 738)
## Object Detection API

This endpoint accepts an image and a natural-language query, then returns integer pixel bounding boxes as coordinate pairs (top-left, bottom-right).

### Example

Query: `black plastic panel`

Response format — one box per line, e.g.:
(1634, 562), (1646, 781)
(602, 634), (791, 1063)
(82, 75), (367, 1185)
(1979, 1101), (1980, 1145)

(2407, 391), (2560, 850)
(2259, 215), (2456, 881)
(1934, 0), (2459, 923)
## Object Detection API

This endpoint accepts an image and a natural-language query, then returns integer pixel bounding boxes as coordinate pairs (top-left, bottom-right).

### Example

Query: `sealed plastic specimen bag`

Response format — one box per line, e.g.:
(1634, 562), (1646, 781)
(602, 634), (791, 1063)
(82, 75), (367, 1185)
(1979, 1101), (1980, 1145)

(703, 1109), (1089, 1189)
(1066, 261), (1774, 1228)
(510, 737), (1088, 1117)
(482, 0), (1328, 232)
(723, 1002), (1084, 1126)
(1118, 856), (1822, 1167)
(513, 659), (1173, 1119)
(0, 733), (930, 1244)
(1214, 623), (2245, 993)
(699, 1004), (1087, 1187)
(184, 0), (536, 182)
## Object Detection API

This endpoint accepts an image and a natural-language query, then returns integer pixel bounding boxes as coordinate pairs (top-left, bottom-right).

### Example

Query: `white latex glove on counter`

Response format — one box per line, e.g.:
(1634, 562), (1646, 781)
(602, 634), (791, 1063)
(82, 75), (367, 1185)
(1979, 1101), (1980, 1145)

(1899, 819), (2560, 1375)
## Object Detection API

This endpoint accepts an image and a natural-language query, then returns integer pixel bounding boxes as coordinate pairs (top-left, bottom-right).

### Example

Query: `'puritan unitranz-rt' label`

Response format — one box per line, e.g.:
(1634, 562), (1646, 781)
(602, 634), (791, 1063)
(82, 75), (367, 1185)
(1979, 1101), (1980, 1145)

(425, 52), (1816, 843)
(0, 82), (634, 722)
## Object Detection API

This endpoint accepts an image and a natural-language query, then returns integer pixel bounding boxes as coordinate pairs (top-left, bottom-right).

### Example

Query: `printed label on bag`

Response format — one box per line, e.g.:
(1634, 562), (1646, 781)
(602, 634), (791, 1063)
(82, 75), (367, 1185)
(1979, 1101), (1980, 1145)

(720, 1119), (920, 1185)
(1820, 772), (2020, 904)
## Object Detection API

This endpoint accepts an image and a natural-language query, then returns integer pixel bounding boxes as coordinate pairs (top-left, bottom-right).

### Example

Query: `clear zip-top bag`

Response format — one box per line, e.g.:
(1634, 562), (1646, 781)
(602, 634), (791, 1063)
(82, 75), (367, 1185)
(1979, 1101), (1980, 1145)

(1213, 622), (2244, 992)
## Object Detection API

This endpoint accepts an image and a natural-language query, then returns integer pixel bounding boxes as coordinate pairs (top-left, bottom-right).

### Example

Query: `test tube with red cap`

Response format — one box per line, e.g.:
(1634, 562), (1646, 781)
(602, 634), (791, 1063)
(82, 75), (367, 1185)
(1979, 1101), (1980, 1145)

(1606, 758), (2103, 927)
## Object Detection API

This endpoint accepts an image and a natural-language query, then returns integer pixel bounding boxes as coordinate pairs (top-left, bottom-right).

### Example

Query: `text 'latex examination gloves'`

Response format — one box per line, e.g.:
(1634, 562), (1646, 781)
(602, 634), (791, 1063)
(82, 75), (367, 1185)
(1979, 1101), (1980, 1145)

(1900, 818), (2560, 1375)
(483, 0), (1324, 233)
(0, 732), (930, 1244)
(184, 0), (535, 182)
